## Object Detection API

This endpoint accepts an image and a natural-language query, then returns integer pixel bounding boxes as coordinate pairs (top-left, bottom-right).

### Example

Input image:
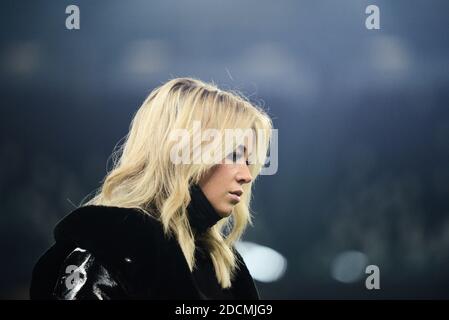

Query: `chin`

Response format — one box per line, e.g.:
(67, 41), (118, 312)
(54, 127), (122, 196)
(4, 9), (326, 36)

(218, 208), (233, 218)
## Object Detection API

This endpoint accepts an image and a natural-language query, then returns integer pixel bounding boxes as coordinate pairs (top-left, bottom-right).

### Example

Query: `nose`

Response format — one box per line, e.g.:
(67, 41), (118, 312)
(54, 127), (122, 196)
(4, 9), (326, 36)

(236, 163), (253, 184)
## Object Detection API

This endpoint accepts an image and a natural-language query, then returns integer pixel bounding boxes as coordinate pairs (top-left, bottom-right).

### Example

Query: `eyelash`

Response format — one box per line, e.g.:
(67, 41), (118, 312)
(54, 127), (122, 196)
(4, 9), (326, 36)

(228, 151), (249, 165)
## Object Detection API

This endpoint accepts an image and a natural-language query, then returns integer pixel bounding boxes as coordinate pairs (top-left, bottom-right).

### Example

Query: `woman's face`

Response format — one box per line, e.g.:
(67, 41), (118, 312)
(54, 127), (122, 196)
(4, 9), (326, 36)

(199, 143), (253, 218)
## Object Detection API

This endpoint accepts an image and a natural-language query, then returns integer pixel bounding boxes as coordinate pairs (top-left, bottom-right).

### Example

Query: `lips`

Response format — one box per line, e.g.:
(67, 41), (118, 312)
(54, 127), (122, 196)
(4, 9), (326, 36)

(229, 190), (243, 203)
(229, 190), (243, 197)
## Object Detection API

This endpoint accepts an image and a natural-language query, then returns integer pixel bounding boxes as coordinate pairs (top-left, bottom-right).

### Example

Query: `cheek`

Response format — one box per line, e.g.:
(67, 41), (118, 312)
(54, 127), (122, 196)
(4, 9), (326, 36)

(215, 194), (234, 215)
(214, 165), (236, 181)
(213, 186), (231, 207)
(200, 165), (237, 211)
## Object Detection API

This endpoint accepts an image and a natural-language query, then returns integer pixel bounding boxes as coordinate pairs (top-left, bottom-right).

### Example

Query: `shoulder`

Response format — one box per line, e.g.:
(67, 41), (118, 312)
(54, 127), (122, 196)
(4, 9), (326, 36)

(48, 205), (180, 297)
(53, 205), (173, 271)
(54, 205), (166, 245)
(54, 205), (164, 240)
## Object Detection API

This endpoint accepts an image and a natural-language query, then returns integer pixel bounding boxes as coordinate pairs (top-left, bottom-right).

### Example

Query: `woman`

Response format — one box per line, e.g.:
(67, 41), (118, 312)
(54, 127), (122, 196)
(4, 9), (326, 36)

(30, 77), (273, 300)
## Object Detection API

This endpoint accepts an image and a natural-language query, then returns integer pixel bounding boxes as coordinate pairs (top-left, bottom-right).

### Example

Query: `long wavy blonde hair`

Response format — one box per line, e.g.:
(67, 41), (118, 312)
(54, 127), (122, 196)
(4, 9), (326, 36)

(82, 77), (273, 288)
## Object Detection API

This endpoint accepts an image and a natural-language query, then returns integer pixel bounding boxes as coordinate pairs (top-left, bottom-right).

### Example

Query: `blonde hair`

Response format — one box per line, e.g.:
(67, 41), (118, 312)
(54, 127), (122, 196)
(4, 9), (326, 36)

(82, 77), (273, 288)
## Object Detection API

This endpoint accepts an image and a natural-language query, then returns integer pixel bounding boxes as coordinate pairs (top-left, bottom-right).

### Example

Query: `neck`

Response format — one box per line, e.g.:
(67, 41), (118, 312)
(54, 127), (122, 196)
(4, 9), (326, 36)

(187, 184), (223, 234)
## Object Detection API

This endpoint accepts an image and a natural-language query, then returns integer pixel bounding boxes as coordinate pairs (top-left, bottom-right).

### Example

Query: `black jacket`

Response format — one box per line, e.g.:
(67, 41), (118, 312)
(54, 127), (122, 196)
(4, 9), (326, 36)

(30, 185), (260, 300)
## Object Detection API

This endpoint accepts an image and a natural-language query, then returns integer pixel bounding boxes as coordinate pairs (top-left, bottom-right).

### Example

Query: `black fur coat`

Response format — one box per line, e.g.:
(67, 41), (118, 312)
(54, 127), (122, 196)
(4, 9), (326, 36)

(29, 186), (260, 300)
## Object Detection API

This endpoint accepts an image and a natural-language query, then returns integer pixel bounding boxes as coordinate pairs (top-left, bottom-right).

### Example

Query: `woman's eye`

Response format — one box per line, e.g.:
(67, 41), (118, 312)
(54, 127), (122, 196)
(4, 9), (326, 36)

(227, 151), (244, 163)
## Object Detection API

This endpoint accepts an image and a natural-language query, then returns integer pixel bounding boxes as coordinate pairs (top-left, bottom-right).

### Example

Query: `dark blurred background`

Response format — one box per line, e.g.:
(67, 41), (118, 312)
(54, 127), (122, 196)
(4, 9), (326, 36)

(1, 0), (448, 299)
